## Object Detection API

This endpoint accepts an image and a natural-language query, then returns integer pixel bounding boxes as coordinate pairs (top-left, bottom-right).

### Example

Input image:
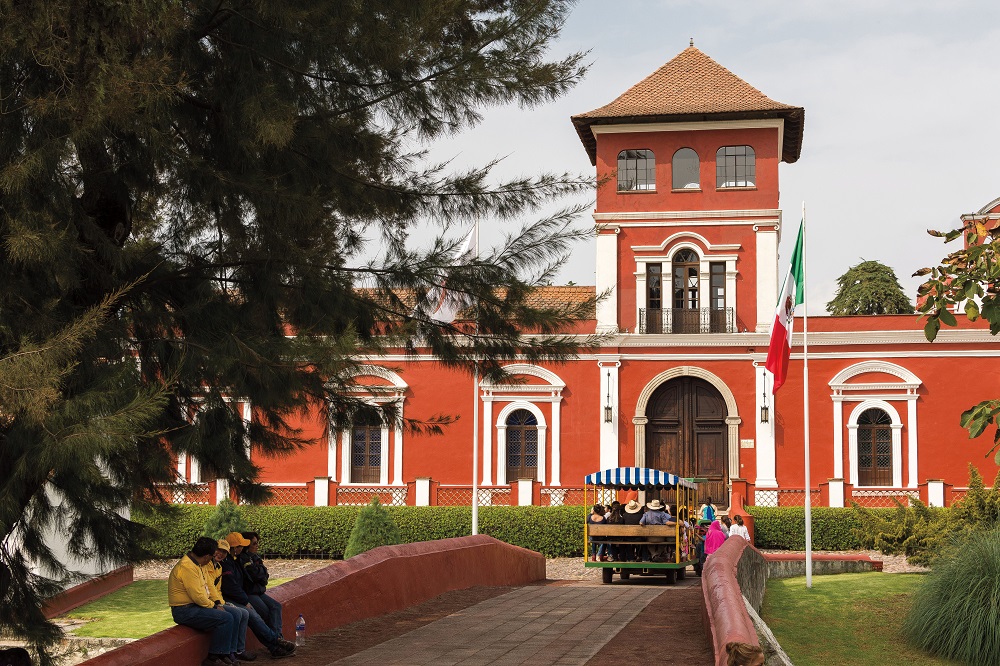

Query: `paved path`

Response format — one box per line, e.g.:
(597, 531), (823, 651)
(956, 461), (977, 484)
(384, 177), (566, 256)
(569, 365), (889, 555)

(310, 584), (664, 665)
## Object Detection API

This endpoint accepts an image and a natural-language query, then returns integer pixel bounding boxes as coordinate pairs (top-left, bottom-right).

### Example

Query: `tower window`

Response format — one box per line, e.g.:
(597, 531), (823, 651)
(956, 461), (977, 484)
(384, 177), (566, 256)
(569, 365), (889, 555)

(672, 148), (700, 189)
(617, 149), (656, 191)
(716, 146), (756, 188)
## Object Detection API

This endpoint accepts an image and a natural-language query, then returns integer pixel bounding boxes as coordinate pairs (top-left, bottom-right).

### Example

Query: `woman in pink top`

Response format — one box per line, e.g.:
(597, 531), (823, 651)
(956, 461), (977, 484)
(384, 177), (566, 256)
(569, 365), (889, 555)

(704, 520), (727, 557)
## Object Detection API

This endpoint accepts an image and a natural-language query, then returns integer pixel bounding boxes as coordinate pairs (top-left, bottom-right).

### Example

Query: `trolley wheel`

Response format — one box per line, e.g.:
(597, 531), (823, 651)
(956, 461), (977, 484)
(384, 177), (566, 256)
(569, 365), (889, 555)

(664, 569), (676, 585)
(620, 570), (631, 580)
(602, 567), (614, 584)
(677, 566), (686, 580)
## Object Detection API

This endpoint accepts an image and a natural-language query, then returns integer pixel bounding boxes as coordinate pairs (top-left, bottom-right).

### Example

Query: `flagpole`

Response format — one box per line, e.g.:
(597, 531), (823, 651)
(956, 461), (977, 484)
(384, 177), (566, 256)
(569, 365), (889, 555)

(471, 220), (481, 536)
(802, 202), (813, 589)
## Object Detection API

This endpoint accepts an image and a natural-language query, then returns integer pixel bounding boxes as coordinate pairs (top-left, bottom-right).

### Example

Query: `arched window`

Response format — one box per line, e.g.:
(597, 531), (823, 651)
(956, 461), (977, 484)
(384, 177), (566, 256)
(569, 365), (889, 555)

(857, 408), (893, 486)
(350, 410), (383, 484)
(505, 409), (538, 481)
(672, 249), (700, 334)
(672, 148), (700, 189)
(716, 146), (755, 188)
(617, 149), (655, 191)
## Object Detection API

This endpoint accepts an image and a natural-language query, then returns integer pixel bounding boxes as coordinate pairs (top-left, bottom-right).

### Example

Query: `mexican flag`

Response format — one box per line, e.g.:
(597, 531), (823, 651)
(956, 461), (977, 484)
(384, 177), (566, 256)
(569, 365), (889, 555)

(765, 221), (805, 393)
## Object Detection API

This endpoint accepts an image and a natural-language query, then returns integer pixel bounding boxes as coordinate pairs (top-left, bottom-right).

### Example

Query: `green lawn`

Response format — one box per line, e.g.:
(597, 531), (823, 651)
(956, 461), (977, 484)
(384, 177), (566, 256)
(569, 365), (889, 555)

(64, 579), (290, 639)
(760, 573), (959, 666)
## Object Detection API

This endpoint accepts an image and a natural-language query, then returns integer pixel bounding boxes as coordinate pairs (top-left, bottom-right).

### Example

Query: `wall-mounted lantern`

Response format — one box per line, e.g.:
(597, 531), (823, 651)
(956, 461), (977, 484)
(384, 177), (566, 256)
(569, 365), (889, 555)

(760, 369), (770, 424)
(604, 369), (613, 423)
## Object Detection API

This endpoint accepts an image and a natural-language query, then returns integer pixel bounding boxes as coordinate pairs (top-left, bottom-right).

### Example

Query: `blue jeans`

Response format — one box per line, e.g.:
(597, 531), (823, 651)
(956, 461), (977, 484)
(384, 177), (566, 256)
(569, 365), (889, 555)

(222, 603), (250, 654)
(246, 603), (281, 650)
(171, 604), (235, 656)
(248, 593), (283, 638)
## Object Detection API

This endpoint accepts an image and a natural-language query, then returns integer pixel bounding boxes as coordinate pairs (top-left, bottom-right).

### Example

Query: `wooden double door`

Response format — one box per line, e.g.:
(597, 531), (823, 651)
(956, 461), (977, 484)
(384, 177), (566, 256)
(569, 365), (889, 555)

(645, 377), (728, 507)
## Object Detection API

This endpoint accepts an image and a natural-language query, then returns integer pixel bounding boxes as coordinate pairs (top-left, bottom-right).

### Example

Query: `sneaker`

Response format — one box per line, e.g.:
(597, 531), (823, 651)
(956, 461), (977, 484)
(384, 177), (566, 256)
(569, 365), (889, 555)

(268, 645), (294, 660)
(236, 651), (258, 661)
(202, 656), (231, 666)
(275, 639), (295, 652)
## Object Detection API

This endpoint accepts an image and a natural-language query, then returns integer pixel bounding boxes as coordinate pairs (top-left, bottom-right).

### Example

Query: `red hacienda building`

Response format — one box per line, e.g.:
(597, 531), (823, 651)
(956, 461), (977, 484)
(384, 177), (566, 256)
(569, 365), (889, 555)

(171, 46), (1000, 512)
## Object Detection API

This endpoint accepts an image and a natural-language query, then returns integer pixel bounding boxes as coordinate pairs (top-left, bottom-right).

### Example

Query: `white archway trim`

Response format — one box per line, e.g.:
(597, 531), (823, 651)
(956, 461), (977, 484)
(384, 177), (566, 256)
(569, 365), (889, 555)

(846, 400), (903, 488)
(975, 195), (1000, 216)
(341, 365), (408, 389)
(829, 360), (921, 390)
(480, 363), (566, 389)
(632, 366), (741, 484)
(495, 400), (548, 486)
(631, 231), (741, 253)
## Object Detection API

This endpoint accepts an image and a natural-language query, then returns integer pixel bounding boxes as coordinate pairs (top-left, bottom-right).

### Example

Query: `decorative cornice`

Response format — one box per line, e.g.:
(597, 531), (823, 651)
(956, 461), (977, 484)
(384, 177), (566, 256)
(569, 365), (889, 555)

(630, 231), (742, 253)
(590, 118), (784, 135)
(594, 209), (781, 222)
(829, 360), (922, 389)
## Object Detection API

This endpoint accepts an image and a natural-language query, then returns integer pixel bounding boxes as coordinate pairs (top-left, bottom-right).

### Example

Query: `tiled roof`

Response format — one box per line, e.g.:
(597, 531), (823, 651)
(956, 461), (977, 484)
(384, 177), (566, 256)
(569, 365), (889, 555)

(571, 47), (804, 165)
(354, 285), (596, 321)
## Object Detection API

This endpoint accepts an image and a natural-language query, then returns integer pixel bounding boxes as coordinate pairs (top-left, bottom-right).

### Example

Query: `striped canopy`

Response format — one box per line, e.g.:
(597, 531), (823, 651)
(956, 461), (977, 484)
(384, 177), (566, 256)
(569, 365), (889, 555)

(583, 467), (698, 490)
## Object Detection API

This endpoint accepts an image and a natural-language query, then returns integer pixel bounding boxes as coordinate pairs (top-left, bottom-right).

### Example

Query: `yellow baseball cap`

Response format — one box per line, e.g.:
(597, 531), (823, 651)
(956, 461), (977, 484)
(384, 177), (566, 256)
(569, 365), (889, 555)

(225, 532), (251, 547)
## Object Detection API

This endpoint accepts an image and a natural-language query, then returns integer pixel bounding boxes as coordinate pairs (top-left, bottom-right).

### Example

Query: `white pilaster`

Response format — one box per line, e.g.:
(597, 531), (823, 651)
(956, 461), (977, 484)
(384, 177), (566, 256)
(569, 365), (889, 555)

(891, 423), (903, 488)
(551, 399), (562, 486)
(517, 478), (533, 506)
(597, 357), (621, 470)
(380, 424), (390, 486)
(327, 427), (338, 481)
(754, 224), (779, 332)
(393, 401), (404, 485)
(755, 366), (778, 487)
(828, 479), (844, 508)
(314, 477), (329, 506)
(189, 457), (201, 484)
(907, 399), (918, 488)
(536, 425), (547, 485)
(833, 396), (844, 479)
(415, 478), (431, 506)
(177, 453), (187, 481)
(215, 479), (230, 504)
(927, 480), (945, 507)
(482, 397), (494, 485)
(595, 227), (620, 332)
(496, 426), (507, 485)
(340, 429), (350, 484)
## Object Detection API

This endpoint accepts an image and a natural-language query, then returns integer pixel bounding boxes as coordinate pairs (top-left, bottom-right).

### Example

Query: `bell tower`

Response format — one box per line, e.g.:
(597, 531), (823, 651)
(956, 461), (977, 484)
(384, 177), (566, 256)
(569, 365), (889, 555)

(572, 46), (804, 335)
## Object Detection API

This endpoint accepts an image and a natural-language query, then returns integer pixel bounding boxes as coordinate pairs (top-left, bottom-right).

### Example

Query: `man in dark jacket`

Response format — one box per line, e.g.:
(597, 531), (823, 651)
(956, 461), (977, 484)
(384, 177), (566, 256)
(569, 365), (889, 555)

(220, 532), (295, 659)
(241, 532), (283, 639)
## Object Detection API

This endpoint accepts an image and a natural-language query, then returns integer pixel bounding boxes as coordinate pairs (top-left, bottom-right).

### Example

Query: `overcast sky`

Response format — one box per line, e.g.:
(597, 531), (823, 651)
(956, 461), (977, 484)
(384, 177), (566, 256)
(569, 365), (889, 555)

(425, 1), (1000, 315)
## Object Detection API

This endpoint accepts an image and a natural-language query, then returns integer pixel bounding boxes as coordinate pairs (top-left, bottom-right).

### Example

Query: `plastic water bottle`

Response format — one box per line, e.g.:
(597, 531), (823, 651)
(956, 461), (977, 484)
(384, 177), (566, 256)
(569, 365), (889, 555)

(295, 614), (306, 647)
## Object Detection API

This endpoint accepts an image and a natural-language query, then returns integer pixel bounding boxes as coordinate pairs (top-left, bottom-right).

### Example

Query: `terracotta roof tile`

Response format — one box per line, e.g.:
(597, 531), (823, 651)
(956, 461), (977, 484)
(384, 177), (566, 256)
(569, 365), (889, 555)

(571, 47), (804, 165)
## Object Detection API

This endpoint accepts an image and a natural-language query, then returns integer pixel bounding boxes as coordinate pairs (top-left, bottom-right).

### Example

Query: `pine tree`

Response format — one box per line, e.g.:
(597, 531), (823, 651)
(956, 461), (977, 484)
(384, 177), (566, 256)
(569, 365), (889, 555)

(203, 500), (248, 541)
(0, 2), (593, 659)
(826, 260), (914, 315)
(344, 498), (404, 559)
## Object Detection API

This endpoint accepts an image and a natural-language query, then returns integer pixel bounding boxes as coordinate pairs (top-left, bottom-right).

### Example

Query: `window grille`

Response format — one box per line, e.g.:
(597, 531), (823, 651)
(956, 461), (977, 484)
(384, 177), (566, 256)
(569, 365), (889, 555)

(716, 145), (756, 187)
(617, 149), (655, 191)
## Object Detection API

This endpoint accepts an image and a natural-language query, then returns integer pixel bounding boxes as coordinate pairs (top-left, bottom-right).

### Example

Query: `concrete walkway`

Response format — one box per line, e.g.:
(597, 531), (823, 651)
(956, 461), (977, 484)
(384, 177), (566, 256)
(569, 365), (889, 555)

(308, 584), (664, 665)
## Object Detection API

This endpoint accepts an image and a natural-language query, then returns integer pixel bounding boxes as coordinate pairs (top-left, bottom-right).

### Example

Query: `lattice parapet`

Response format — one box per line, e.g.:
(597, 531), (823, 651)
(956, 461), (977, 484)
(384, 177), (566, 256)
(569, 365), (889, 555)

(752, 489), (821, 508)
(336, 486), (407, 506)
(951, 488), (969, 507)
(849, 489), (918, 508)
(540, 488), (585, 506)
(158, 483), (212, 505)
(437, 486), (513, 506)
(262, 484), (310, 506)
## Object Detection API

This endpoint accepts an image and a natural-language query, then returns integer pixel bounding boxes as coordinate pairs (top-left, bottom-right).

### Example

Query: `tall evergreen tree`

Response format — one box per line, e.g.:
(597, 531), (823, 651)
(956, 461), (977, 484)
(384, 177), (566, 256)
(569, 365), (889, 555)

(826, 260), (914, 315)
(0, 2), (594, 659)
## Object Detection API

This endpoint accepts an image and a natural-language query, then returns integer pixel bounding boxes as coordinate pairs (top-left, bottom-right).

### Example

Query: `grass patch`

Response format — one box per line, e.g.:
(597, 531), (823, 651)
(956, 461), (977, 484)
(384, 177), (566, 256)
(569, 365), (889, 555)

(760, 573), (959, 666)
(64, 579), (290, 639)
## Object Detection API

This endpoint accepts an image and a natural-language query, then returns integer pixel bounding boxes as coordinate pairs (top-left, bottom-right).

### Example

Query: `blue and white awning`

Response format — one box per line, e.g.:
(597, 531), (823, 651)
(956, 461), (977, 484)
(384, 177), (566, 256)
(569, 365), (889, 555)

(583, 467), (698, 490)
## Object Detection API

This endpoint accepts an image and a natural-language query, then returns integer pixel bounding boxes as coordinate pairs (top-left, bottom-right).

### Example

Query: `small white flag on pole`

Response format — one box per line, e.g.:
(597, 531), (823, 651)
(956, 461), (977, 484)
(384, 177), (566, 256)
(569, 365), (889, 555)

(420, 228), (477, 324)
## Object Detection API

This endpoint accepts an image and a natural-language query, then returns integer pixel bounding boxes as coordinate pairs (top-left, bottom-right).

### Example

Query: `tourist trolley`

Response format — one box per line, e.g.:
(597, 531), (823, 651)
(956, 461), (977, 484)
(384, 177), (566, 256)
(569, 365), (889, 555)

(583, 467), (699, 584)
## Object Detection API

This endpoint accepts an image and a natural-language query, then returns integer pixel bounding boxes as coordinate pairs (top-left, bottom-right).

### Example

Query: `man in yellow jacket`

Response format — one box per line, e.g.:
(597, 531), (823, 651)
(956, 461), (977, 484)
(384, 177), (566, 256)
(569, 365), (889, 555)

(168, 537), (238, 666)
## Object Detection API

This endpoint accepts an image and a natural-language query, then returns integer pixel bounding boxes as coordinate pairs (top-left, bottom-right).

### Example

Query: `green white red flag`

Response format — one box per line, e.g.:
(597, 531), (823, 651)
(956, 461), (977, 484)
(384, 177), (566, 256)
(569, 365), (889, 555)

(765, 221), (805, 393)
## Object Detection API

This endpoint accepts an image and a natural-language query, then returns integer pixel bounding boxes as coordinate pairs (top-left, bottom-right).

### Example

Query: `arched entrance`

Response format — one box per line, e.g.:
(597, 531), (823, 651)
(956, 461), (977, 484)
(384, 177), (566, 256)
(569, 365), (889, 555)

(645, 377), (728, 504)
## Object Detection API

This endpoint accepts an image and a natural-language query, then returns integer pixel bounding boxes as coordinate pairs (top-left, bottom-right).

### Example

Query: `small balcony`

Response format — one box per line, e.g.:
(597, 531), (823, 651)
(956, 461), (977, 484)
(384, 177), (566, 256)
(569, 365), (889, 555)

(638, 307), (735, 334)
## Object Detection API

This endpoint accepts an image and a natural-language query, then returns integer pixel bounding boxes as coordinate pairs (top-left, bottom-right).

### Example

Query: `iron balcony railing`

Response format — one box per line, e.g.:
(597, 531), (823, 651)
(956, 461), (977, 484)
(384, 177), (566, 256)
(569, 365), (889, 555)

(638, 307), (735, 334)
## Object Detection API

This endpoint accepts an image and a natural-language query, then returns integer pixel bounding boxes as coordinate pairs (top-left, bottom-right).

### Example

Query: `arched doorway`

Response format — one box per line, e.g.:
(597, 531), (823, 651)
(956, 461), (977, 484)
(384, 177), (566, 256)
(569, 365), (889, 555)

(645, 377), (727, 505)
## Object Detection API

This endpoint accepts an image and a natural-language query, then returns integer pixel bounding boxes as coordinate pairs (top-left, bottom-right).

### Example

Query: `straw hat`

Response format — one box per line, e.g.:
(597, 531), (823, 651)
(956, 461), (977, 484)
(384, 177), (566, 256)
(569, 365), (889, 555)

(624, 500), (642, 514)
(646, 499), (664, 510)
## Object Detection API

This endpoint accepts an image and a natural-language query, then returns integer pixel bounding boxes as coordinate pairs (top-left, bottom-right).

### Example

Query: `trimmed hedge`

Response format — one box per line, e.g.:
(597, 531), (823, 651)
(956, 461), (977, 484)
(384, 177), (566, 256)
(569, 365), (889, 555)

(747, 507), (896, 550)
(134, 505), (584, 559)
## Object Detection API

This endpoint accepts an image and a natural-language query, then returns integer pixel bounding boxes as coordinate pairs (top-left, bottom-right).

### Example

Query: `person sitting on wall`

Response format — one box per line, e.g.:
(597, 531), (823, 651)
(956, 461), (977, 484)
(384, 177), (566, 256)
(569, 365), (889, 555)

(241, 531), (284, 640)
(586, 505), (609, 561)
(699, 497), (718, 524)
(219, 532), (295, 659)
(621, 499), (644, 561)
(639, 499), (671, 561)
(730, 515), (751, 542)
(205, 539), (254, 662)
(725, 641), (765, 666)
(167, 536), (237, 666)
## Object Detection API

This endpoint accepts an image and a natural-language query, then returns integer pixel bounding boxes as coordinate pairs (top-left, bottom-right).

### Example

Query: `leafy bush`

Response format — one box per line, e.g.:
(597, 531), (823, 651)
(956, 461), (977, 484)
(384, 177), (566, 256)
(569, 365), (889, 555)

(345, 498), (403, 558)
(851, 499), (948, 565)
(135, 504), (584, 559)
(203, 499), (248, 540)
(746, 507), (872, 550)
(903, 527), (1000, 664)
